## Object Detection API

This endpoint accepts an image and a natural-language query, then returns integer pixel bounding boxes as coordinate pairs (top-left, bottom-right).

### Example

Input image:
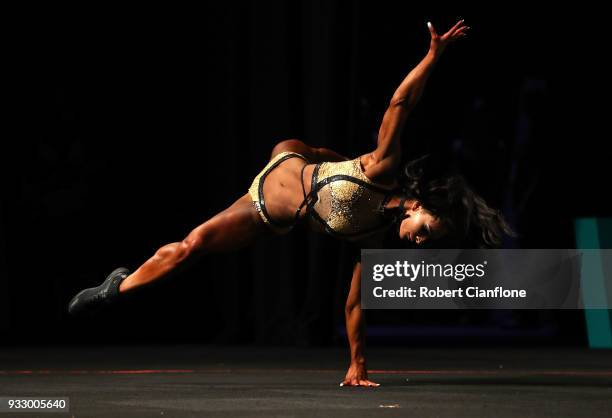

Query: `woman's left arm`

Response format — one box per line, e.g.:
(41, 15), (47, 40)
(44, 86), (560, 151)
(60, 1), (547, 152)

(371, 19), (469, 169)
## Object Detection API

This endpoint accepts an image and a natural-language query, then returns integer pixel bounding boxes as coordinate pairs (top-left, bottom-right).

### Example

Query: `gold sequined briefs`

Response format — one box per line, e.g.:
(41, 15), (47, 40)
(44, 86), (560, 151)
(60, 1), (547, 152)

(248, 151), (308, 235)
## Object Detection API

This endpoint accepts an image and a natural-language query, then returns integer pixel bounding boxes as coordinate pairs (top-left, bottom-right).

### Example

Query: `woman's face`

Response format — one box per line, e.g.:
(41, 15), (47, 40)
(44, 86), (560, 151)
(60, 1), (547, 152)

(398, 201), (447, 245)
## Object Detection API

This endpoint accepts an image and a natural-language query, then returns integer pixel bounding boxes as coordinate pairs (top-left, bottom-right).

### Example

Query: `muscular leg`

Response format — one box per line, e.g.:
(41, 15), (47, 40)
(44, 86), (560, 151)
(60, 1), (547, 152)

(123, 142), (333, 291)
(119, 193), (267, 294)
(68, 142), (336, 315)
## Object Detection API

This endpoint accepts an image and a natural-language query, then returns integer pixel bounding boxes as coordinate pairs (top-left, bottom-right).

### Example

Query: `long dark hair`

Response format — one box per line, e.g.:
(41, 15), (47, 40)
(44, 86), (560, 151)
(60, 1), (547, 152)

(393, 154), (517, 248)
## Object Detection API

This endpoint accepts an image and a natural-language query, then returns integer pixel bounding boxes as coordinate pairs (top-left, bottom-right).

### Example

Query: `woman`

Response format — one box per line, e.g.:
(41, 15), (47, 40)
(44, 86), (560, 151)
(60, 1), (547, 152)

(68, 20), (514, 387)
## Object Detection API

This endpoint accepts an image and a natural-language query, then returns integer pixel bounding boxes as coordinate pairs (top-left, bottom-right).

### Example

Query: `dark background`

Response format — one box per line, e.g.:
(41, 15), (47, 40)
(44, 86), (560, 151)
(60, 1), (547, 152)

(1, 2), (605, 347)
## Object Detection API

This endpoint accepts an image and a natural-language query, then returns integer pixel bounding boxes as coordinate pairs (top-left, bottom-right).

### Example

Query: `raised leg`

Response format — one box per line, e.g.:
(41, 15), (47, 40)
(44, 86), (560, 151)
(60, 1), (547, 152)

(68, 193), (267, 315)
(119, 193), (267, 294)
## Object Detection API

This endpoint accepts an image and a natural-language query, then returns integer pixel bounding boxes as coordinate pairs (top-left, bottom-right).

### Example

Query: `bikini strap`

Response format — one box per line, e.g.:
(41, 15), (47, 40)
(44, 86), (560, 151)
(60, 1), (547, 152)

(300, 162), (308, 200)
(294, 162), (316, 222)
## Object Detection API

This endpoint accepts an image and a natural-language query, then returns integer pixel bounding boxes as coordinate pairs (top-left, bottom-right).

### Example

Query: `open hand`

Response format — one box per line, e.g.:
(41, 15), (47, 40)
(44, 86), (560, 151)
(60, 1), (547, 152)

(428, 19), (470, 55)
(340, 362), (380, 387)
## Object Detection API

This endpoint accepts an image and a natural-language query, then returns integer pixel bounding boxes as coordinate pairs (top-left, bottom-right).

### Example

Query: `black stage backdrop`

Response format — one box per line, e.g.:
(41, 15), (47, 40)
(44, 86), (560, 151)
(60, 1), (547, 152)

(2, 2), (604, 346)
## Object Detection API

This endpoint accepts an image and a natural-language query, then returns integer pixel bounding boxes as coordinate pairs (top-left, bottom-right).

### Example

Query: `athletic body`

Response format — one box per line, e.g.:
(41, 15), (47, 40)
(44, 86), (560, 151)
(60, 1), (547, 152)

(69, 21), (513, 388)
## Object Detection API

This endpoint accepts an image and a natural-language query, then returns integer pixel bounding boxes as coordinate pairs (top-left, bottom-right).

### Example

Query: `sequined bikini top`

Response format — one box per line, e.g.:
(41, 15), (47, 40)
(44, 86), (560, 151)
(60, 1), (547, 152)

(304, 157), (397, 241)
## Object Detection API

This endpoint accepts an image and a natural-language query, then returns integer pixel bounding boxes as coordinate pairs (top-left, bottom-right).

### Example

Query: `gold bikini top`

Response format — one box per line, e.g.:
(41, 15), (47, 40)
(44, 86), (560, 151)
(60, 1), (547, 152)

(304, 157), (398, 240)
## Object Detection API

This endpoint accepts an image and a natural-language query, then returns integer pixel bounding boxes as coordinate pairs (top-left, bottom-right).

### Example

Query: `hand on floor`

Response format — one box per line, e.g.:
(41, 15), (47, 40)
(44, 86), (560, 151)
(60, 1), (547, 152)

(340, 362), (380, 387)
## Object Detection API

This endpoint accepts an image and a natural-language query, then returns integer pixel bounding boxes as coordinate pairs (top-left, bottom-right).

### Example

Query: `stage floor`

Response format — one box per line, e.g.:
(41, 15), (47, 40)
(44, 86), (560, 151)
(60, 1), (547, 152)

(0, 344), (611, 417)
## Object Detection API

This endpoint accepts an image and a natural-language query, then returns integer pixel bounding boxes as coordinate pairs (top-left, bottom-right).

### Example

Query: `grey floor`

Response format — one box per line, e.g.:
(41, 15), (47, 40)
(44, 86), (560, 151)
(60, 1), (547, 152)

(0, 344), (611, 417)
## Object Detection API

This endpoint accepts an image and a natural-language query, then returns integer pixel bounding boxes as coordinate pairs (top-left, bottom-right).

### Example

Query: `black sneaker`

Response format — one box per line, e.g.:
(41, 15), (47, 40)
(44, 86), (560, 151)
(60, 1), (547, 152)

(68, 267), (130, 316)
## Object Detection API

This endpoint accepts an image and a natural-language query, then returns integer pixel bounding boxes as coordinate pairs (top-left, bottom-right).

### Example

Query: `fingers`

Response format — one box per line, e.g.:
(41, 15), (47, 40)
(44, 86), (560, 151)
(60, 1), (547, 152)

(339, 379), (381, 387)
(441, 24), (470, 43)
(451, 26), (470, 42)
(427, 21), (437, 38)
(448, 19), (465, 35)
(454, 25), (470, 36)
(430, 19), (471, 43)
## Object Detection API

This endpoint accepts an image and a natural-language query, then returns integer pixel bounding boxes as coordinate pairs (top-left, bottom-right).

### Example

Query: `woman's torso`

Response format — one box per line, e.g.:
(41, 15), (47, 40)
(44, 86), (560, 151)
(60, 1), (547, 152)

(262, 154), (398, 240)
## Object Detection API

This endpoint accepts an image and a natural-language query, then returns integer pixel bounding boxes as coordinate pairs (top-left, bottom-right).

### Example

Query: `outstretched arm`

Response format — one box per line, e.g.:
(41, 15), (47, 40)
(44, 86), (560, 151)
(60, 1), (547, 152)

(371, 19), (469, 170)
(341, 261), (380, 387)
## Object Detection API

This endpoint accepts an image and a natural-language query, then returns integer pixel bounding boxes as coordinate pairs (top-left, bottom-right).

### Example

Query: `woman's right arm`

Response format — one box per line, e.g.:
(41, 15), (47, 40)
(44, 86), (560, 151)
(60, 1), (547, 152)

(341, 261), (380, 387)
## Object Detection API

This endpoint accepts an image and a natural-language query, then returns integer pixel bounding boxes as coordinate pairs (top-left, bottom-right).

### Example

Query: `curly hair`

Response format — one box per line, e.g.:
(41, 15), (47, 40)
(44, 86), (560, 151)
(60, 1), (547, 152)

(394, 154), (517, 248)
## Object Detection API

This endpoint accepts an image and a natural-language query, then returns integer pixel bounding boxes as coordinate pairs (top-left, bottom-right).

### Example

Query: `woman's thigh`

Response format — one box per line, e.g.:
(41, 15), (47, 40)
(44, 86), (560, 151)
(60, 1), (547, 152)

(185, 193), (270, 254)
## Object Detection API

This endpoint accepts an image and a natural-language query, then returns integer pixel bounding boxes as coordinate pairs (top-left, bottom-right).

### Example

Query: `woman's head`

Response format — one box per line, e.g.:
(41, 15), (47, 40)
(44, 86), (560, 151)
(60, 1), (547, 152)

(396, 199), (447, 245)
(391, 154), (516, 248)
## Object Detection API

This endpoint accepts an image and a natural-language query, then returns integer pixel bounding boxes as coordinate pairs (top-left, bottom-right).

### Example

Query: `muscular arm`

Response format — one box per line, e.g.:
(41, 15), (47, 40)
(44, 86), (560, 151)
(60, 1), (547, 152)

(374, 50), (439, 164)
(341, 261), (380, 387)
(345, 261), (365, 364)
(371, 20), (469, 169)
